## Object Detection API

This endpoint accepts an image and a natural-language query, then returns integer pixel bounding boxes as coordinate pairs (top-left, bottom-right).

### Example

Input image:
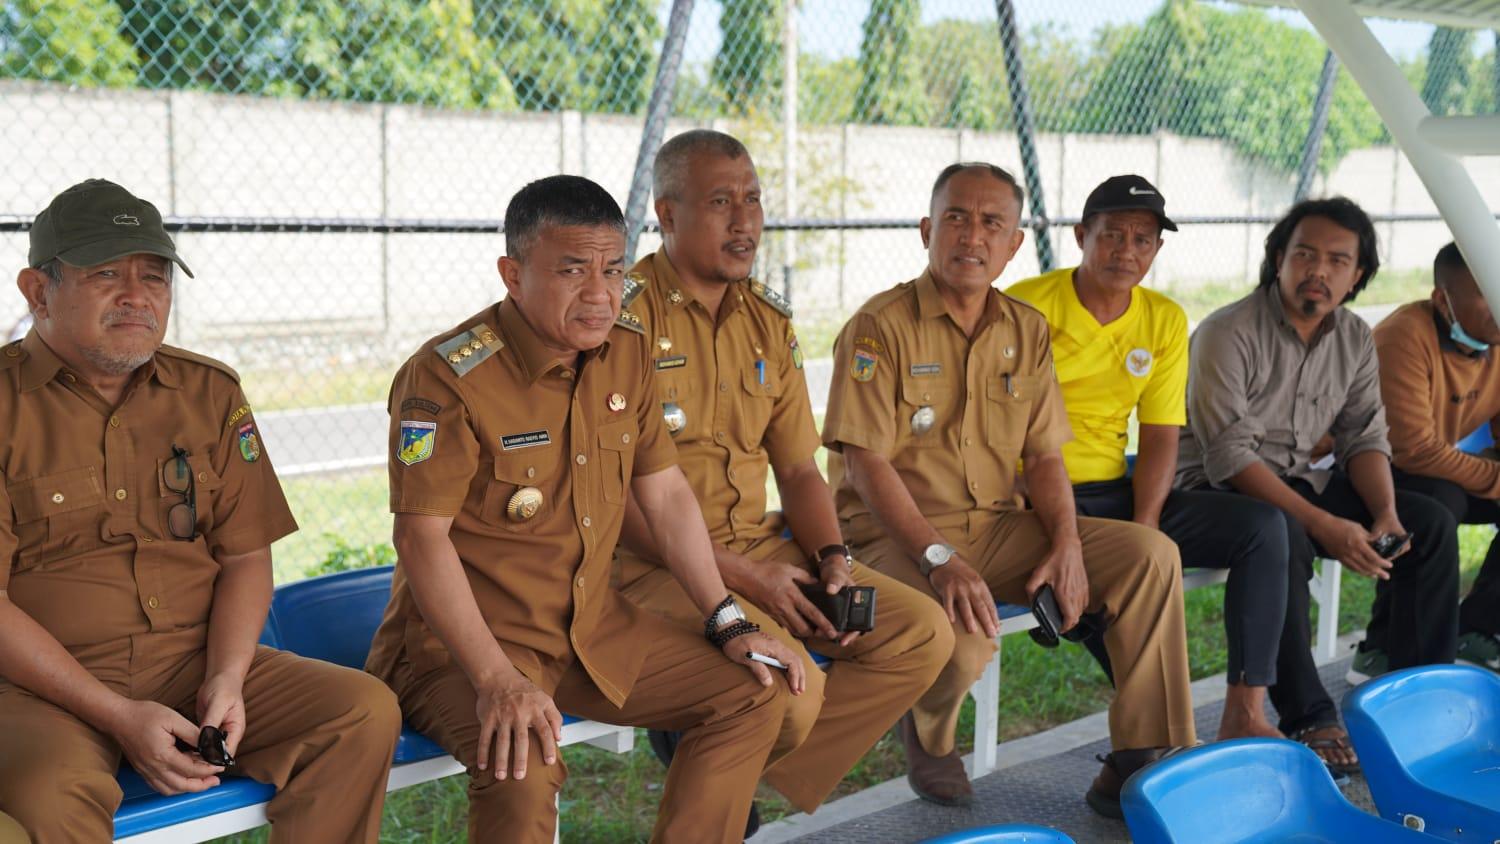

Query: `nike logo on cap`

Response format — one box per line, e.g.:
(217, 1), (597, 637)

(1127, 187), (1156, 196)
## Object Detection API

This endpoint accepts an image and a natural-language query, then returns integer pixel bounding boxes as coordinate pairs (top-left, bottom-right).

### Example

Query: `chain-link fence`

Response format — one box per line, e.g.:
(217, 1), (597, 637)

(2, 0), (1497, 577)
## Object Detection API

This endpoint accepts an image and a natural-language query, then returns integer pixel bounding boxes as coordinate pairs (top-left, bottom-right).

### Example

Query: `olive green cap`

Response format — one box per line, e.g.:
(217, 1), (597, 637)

(28, 179), (193, 277)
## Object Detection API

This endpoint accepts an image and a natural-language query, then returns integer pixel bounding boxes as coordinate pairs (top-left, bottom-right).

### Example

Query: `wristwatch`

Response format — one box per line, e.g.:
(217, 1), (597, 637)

(813, 543), (853, 570)
(919, 543), (956, 576)
(706, 596), (747, 632)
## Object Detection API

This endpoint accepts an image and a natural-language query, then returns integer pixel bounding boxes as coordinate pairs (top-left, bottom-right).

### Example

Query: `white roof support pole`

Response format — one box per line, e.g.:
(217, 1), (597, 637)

(1418, 115), (1500, 157)
(1295, 0), (1500, 323)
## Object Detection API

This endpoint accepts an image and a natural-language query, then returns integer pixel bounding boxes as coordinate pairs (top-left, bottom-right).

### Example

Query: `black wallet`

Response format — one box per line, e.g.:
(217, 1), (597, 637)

(798, 583), (877, 633)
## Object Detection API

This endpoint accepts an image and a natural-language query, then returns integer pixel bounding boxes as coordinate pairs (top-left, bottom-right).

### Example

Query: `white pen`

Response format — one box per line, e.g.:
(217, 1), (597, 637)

(746, 651), (788, 670)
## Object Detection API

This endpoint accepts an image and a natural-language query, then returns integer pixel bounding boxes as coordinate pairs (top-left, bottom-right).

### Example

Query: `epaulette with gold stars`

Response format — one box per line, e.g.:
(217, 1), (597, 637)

(614, 309), (646, 335)
(749, 280), (792, 318)
(436, 323), (503, 377)
(622, 272), (647, 309)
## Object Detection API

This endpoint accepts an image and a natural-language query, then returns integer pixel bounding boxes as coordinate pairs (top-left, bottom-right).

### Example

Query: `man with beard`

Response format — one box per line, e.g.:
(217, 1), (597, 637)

(613, 130), (952, 816)
(0, 179), (401, 842)
(1177, 198), (1459, 770)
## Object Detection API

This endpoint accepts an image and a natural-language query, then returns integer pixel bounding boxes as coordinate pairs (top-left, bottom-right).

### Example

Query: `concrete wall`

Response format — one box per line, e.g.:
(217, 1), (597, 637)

(1, 80), (1488, 357)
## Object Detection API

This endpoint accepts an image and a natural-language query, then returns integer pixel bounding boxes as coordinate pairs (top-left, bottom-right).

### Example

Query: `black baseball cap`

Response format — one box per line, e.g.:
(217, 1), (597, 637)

(1081, 174), (1177, 232)
(28, 179), (193, 277)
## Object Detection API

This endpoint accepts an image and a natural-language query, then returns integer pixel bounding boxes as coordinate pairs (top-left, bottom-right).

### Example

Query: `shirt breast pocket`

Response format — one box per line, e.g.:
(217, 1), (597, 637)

(480, 452), (554, 531)
(598, 421), (638, 505)
(985, 374), (1039, 453)
(899, 378), (952, 446)
(8, 466), (105, 571)
(739, 367), (783, 443)
(156, 455), (226, 539)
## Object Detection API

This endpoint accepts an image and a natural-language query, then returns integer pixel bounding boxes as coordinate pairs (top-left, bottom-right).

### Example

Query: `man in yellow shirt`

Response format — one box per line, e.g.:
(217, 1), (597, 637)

(1008, 175), (1291, 743)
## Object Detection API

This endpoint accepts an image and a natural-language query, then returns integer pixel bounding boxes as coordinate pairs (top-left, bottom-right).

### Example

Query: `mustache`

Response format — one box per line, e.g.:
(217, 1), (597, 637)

(1295, 279), (1331, 299)
(102, 308), (159, 330)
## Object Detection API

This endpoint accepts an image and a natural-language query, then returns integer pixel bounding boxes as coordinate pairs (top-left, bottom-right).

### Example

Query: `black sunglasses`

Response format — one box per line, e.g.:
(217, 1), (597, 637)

(163, 444), (197, 541)
(177, 724), (235, 768)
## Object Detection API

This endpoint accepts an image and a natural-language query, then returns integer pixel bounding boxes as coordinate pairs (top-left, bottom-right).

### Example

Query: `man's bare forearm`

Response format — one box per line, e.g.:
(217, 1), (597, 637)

(1132, 425), (1177, 526)
(1024, 451), (1081, 546)
(631, 467), (733, 616)
(842, 445), (945, 560)
(1347, 450), (1399, 523)
(1228, 462), (1329, 530)
(774, 459), (846, 557)
(394, 516), (516, 689)
(0, 597), (131, 734)
(204, 548), (273, 683)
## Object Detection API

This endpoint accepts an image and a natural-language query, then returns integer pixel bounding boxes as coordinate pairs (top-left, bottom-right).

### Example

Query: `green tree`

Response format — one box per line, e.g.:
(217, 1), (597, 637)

(713, 0), (781, 115)
(1422, 26), (1475, 115)
(852, 0), (927, 125)
(0, 0), (138, 87)
(579, 0), (659, 114)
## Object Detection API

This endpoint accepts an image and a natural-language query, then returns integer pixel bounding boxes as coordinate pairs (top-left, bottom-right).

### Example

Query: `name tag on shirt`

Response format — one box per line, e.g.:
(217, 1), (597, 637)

(501, 430), (551, 450)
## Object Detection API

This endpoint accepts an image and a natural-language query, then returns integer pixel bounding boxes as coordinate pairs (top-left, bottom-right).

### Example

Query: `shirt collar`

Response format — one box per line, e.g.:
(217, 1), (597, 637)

(17, 330), (177, 393)
(498, 298), (608, 386)
(649, 249), (747, 320)
(915, 270), (1008, 329)
(1262, 282), (1336, 345)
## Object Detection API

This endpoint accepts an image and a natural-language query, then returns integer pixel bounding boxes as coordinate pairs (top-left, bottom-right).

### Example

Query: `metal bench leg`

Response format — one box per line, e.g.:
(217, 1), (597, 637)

(1310, 557), (1343, 660)
(968, 646), (1001, 778)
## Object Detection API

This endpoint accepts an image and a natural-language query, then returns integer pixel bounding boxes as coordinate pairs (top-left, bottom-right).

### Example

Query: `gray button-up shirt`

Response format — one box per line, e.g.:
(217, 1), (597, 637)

(1176, 285), (1390, 493)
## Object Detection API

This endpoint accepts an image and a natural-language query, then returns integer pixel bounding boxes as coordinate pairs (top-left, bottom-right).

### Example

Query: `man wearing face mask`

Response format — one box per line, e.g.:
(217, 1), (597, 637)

(1375, 242), (1500, 674)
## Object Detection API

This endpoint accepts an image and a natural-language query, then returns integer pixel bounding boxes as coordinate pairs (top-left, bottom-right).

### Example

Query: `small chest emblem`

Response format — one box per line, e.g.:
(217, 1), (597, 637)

(1126, 348), (1153, 377)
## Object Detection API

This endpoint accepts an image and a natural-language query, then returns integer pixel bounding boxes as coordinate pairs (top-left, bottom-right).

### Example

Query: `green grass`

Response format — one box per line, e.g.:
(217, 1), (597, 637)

(269, 468), (391, 583)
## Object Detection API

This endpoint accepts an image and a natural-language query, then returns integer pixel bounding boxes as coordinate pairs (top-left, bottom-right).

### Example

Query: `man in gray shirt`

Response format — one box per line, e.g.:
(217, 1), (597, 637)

(1178, 197), (1459, 772)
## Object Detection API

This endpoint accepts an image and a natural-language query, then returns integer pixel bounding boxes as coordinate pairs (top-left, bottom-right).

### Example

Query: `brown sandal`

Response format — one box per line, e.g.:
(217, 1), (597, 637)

(1290, 723), (1360, 775)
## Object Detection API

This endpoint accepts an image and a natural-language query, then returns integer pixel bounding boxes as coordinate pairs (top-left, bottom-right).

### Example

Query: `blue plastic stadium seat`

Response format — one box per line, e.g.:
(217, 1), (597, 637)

(1122, 738), (1436, 843)
(1342, 664), (1500, 840)
(113, 766), (277, 839)
(919, 823), (1076, 843)
(1457, 425), (1494, 454)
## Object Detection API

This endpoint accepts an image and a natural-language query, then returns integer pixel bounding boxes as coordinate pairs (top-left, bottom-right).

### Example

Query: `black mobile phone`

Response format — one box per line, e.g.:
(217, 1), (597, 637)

(1371, 532), (1412, 559)
(798, 583), (877, 633)
(1028, 584), (1063, 648)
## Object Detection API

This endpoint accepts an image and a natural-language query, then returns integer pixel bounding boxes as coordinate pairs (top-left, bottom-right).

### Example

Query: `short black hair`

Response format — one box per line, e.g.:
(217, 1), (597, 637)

(654, 129), (751, 200)
(1258, 197), (1380, 301)
(1433, 241), (1471, 291)
(504, 175), (625, 261)
(930, 163), (1025, 212)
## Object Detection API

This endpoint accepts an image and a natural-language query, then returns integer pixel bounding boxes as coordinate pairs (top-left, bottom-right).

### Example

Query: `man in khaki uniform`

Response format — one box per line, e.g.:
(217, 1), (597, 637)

(614, 130), (954, 814)
(0, 180), (401, 842)
(823, 164), (1196, 817)
(365, 175), (803, 844)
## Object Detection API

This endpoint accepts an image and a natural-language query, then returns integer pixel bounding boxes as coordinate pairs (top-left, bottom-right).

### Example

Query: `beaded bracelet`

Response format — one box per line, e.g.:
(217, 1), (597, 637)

(707, 618), (761, 649)
(703, 595), (737, 640)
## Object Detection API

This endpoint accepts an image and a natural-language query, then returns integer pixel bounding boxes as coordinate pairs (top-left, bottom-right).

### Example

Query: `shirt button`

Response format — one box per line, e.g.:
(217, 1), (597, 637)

(719, 382), (729, 392)
(197, 472), (208, 483)
(51, 492), (64, 503)
(147, 596), (159, 609)
(964, 438), (972, 446)
(576, 454), (587, 465)
(727, 468), (737, 480)
(621, 433), (630, 444)
(715, 432), (726, 442)
(576, 577), (585, 589)
(142, 536), (154, 543)
(527, 467), (536, 478)
(109, 415), (121, 428)
(62, 373), (76, 383)
(3, 346), (17, 358)
(970, 481), (979, 490)
(115, 489), (127, 501)
(581, 516), (592, 527)
(923, 393), (932, 402)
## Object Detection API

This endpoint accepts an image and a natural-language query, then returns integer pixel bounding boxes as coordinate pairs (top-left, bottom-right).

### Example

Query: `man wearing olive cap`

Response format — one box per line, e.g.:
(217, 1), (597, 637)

(0, 179), (401, 842)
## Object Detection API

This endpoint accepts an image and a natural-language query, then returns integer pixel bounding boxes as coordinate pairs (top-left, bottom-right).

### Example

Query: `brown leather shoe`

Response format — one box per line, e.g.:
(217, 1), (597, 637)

(1086, 747), (1171, 819)
(897, 712), (973, 806)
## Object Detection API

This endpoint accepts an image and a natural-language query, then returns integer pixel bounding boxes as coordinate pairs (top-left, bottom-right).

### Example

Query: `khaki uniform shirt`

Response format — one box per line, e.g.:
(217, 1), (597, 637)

(821, 272), (1072, 544)
(1176, 285), (1390, 493)
(366, 298), (677, 706)
(0, 332), (296, 675)
(615, 251), (819, 576)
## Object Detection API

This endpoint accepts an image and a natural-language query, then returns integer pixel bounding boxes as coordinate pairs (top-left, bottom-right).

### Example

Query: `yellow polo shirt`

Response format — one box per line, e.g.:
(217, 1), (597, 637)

(1006, 267), (1187, 483)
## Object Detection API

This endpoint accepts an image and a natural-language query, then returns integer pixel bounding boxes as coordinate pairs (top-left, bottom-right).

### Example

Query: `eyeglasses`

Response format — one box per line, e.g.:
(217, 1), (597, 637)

(163, 444), (197, 540)
(177, 724), (236, 768)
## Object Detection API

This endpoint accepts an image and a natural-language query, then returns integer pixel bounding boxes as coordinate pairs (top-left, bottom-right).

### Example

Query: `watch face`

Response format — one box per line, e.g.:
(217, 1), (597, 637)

(924, 544), (952, 566)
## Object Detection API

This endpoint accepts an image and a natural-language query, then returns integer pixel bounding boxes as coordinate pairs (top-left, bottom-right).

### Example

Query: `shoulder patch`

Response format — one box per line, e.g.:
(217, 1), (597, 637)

(622, 272), (648, 309)
(615, 309), (646, 335)
(435, 323), (504, 378)
(155, 344), (241, 382)
(749, 280), (793, 318)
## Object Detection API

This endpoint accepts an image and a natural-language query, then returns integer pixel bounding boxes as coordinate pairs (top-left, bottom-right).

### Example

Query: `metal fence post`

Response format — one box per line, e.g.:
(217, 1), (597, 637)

(1295, 50), (1340, 202)
(994, 0), (1053, 272)
(624, 0), (696, 262)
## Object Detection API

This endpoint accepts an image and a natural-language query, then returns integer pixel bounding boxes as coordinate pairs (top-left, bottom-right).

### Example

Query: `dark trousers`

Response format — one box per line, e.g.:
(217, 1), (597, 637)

(1390, 469), (1500, 637)
(1073, 481), (1289, 686)
(1270, 472), (1459, 732)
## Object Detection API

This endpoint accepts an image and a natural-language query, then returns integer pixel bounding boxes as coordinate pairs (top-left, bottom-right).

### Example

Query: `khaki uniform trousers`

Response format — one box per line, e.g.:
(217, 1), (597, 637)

(0, 813), (27, 844)
(854, 510), (1197, 756)
(387, 597), (787, 844)
(0, 636), (402, 844)
(617, 535), (955, 812)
